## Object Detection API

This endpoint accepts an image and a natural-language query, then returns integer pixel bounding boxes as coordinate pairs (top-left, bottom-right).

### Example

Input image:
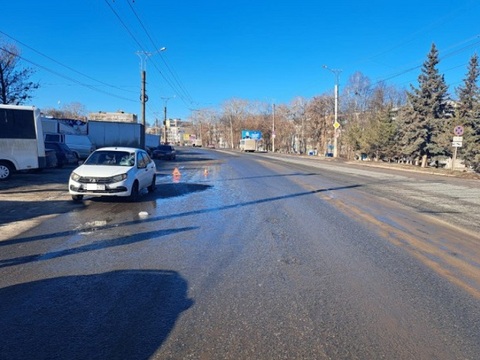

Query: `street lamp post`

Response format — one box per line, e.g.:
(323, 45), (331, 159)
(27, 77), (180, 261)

(272, 103), (275, 153)
(323, 65), (342, 158)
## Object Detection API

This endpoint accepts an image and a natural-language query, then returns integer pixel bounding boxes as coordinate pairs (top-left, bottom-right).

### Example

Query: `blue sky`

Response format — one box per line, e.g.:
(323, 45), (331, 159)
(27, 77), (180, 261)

(2, 0), (480, 123)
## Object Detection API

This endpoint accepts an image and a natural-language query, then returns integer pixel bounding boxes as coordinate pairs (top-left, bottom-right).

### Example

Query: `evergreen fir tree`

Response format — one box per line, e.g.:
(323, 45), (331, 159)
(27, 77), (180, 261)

(456, 53), (480, 172)
(398, 43), (453, 166)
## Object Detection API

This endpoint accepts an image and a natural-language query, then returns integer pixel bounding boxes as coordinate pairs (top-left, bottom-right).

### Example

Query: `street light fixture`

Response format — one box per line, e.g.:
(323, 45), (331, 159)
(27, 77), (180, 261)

(323, 65), (342, 158)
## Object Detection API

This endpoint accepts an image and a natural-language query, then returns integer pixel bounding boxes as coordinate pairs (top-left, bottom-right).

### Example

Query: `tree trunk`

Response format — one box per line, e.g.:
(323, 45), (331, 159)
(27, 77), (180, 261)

(421, 154), (428, 168)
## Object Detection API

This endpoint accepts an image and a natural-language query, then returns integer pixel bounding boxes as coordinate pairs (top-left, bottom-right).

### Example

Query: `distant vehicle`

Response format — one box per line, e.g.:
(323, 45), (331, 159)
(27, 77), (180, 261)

(240, 138), (257, 152)
(87, 120), (144, 149)
(44, 133), (95, 160)
(152, 145), (176, 160)
(0, 104), (47, 180)
(192, 139), (202, 147)
(68, 147), (156, 202)
(145, 133), (161, 149)
(44, 141), (78, 168)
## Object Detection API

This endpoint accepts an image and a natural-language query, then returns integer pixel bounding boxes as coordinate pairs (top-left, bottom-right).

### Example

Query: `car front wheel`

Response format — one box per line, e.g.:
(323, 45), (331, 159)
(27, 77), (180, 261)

(148, 174), (156, 193)
(129, 181), (140, 202)
(72, 195), (84, 202)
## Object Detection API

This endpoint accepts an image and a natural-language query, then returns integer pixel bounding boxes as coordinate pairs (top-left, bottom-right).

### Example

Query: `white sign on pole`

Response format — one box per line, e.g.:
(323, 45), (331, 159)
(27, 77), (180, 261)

(453, 136), (463, 142)
(452, 141), (463, 147)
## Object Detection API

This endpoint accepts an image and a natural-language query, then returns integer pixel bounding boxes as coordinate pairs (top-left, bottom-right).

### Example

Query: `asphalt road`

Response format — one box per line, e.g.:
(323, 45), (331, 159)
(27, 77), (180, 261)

(0, 148), (479, 359)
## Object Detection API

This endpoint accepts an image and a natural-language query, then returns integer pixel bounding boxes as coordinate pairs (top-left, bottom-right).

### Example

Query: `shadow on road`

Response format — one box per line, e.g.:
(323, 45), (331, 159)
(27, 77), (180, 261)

(0, 269), (193, 360)
(0, 226), (197, 267)
(0, 199), (79, 226)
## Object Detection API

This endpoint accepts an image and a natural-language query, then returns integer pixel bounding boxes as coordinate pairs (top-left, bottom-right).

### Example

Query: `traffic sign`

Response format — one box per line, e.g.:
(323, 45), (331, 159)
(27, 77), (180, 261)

(452, 141), (463, 147)
(333, 122), (340, 129)
(454, 125), (464, 136)
(453, 136), (463, 142)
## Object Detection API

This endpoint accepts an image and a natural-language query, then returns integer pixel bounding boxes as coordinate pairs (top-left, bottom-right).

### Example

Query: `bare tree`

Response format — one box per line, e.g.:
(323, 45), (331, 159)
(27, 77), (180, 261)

(289, 97), (308, 153)
(0, 41), (39, 104)
(42, 102), (88, 120)
(221, 98), (249, 148)
(342, 71), (372, 115)
(307, 95), (331, 155)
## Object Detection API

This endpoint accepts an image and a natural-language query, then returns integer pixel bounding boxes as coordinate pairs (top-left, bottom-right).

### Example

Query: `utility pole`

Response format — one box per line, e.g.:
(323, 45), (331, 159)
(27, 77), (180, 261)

(163, 104), (168, 144)
(136, 52), (148, 148)
(161, 96), (175, 144)
(136, 47), (166, 148)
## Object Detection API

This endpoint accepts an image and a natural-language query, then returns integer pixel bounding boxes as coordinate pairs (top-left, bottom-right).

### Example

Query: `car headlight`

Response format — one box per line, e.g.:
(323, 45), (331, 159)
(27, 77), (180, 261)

(70, 172), (81, 181)
(111, 173), (127, 183)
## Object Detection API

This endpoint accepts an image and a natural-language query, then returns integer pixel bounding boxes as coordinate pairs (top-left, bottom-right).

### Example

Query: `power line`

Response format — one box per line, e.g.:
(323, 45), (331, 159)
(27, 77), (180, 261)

(125, 0), (194, 106)
(0, 30), (136, 95)
(0, 47), (136, 103)
(372, 36), (480, 87)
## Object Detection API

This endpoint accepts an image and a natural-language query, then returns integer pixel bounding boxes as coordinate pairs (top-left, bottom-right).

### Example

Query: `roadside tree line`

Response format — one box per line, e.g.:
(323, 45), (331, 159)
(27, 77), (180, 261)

(190, 44), (479, 172)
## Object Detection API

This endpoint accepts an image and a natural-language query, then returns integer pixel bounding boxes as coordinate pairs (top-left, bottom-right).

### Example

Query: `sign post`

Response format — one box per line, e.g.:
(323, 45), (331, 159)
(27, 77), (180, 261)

(451, 126), (464, 170)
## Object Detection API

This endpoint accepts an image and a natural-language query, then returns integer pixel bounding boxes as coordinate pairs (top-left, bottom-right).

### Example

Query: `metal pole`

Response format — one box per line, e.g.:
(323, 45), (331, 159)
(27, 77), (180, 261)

(302, 115), (305, 154)
(161, 96), (175, 144)
(230, 118), (234, 149)
(141, 70), (146, 127)
(323, 65), (342, 158)
(164, 105), (168, 144)
(272, 103), (275, 153)
(333, 82), (338, 158)
(451, 146), (458, 170)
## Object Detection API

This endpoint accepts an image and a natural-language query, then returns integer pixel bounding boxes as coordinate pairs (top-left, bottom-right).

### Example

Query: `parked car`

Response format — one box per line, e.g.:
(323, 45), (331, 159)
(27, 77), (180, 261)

(45, 141), (78, 168)
(68, 147), (156, 202)
(45, 148), (58, 168)
(44, 133), (96, 160)
(152, 145), (176, 160)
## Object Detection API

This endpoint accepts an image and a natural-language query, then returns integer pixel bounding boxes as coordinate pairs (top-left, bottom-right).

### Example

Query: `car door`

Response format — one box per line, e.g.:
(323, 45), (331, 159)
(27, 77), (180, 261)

(136, 151), (154, 189)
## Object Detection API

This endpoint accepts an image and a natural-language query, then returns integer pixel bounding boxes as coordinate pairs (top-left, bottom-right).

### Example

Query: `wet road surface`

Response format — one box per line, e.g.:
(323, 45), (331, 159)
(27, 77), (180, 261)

(0, 148), (479, 359)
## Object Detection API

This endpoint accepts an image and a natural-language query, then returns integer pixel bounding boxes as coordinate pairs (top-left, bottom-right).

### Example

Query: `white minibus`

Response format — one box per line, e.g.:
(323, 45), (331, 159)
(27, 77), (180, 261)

(0, 105), (46, 180)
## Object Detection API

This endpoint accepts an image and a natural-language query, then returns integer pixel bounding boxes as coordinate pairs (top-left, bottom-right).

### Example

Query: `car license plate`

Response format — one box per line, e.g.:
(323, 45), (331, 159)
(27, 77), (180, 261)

(86, 184), (105, 191)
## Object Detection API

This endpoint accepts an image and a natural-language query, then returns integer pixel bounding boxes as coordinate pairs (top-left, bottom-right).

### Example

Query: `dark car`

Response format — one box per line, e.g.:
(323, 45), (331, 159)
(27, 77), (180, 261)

(45, 148), (58, 168)
(152, 145), (176, 160)
(45, 141), (78, 168)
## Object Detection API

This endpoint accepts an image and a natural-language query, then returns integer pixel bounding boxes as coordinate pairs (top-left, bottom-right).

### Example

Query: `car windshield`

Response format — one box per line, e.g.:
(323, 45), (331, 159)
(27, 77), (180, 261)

(58, 143), (72, 152)
(84, 151), (135, 166)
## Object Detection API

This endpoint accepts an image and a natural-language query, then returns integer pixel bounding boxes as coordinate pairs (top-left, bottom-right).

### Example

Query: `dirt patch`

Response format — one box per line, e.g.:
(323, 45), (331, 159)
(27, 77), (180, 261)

(346, 161), (480, 180)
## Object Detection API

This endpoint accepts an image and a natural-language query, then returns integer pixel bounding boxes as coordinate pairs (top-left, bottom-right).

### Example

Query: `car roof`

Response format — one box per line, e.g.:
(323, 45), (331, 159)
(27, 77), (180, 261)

(95, 147), (143, 152)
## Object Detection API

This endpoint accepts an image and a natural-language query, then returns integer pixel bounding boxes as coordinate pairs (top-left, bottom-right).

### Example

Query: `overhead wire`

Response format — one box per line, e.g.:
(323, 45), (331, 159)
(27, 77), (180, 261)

(125, 0), (194, 107)
(345, 0), (480, 94)
(0, 30), (136, 95)
(0, 47), (136, 103)
(105, 0), (183, 121)
(371, 35), (480, 88)
(104, 0), (166, 120)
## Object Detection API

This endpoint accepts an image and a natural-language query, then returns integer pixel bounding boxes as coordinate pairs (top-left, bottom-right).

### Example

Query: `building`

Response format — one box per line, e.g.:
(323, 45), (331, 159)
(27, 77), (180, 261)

(88, 111), (137, 123)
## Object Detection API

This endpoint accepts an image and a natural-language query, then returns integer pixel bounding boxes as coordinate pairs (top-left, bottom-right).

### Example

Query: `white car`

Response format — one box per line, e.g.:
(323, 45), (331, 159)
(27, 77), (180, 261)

(68, 147), (156, 202)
